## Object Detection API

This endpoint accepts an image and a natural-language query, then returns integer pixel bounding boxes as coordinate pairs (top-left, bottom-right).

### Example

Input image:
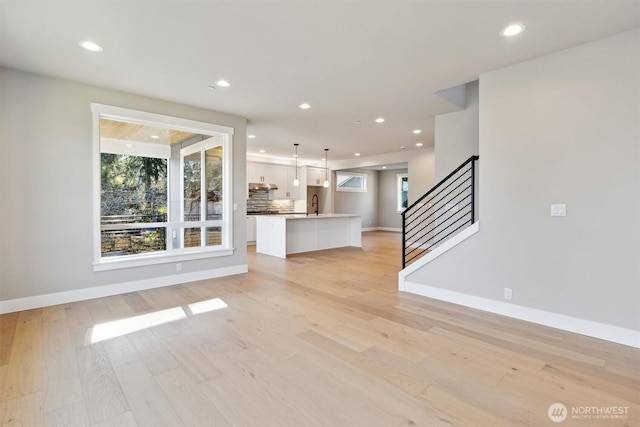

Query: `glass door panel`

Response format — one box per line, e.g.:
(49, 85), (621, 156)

(183, 152), (201, 221)
(205, 146), (223, 220)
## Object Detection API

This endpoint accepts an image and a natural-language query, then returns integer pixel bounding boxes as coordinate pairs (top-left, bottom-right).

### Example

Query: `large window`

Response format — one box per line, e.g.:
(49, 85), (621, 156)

(92, 104), (234, 270)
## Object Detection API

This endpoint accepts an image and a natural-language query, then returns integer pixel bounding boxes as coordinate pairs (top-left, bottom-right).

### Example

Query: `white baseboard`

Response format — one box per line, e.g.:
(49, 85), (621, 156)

(375, 227), (401, 232)
(362, 227), (401, 233)
(0, 264), (248, 315)
(402, 281), (640, 349)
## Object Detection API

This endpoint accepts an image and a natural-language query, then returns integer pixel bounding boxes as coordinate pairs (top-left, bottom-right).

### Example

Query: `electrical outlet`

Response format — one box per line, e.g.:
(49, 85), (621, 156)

(176, 263), (182, 272)
(504, 288), (512, 300)
(550, 204), (566, 217)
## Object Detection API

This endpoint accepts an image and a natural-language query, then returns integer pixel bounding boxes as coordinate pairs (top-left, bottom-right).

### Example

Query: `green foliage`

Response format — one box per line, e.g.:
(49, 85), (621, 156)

(101, 153), (167, 221)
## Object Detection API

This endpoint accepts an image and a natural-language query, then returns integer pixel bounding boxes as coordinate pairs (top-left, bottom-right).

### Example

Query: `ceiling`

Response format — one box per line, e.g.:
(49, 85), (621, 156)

(100, 118), (200, 146)
(1, 1), (639, 164)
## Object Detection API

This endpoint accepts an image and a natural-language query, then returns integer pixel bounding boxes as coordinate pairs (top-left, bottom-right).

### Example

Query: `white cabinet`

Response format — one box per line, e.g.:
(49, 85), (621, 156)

(247, 163), (262, 184)
(248, 163), (273, 184)
(307, 166), (326, 187)
(247, 162), (301, 200)
(246, 216), (257, 243)
(249, 163), (288, 186)
(256, 215), (361, 258)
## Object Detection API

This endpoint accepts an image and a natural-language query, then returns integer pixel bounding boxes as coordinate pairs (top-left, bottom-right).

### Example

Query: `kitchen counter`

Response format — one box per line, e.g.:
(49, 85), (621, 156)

(256, 214), (361, 258)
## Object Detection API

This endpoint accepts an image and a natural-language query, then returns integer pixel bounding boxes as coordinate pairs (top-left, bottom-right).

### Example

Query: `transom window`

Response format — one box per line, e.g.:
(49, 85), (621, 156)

(92, 104), (234, 270)
(336, 171), (367, 192)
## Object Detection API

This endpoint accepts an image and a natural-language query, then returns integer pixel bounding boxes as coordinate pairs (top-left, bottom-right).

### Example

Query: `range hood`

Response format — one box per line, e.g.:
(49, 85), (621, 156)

(249, 182), (278, 191)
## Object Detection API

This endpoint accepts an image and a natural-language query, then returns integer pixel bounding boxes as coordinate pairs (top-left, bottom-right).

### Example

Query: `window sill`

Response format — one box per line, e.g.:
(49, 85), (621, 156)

(93, 247), (234, 271)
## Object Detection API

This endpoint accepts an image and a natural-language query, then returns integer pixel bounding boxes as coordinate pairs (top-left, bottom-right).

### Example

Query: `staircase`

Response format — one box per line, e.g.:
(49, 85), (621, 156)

(401, 155), (479, 268)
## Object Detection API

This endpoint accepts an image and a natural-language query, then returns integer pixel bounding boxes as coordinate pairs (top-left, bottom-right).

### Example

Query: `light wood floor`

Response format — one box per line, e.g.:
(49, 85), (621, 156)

(1, 231), (638, 426)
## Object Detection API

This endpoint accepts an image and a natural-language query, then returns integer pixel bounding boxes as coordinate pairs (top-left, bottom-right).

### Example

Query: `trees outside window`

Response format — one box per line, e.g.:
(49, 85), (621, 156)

(100, 153), (168, 256)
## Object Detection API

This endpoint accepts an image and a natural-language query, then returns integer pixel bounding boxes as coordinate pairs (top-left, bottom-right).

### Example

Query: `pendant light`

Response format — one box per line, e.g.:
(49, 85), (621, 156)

(293, 144), (300, 187)
(323, 148), (329, 187)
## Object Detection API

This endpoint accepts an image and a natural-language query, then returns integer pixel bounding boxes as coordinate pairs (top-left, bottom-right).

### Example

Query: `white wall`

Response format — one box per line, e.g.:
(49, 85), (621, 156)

(435, 80), (479, 181)
(406, 149), (435, 204)
(332, 167), (408, 230)
(406, 29), (640, 333)
(329, 147), (434, 230)
(333, 169), (378, 228)
(329, 148), (434, 206)
(0, 68), (248, 307)
(378, 169), (407, 230)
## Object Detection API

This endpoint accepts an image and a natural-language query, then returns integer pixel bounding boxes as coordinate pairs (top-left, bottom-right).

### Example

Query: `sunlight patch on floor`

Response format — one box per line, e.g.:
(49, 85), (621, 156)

(187, 297), (228, 314)
(85, 297), (228, 344)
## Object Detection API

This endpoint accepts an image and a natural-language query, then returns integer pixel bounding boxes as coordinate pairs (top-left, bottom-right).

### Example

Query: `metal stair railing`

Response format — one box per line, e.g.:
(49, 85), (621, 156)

(401, 155), (479, 268)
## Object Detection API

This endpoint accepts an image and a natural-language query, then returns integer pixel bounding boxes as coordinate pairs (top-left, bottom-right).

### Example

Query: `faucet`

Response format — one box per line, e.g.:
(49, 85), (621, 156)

(311, 194), (319, 215)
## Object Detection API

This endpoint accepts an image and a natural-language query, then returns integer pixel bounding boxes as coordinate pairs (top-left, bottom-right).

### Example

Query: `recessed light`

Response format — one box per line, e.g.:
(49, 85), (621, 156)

(355, 153), (361, 156)
(355, 120), (362, 124)
(79, 41), (103, 52)
(259, 149), (266, 153)
(413, 129), (422, 134)
(501, 23), (525, 37)
(375, 117), (385, 123)
(207, 85), (216, 91)
(416, 142), (423, 147)
(248, 134), (256, 139)
(150, 135), (159, 139)
(401, 146), (406, 150)
(382, 166), (387, 169)
(216, 80), (231, 88)
(299, 103), (311, 110)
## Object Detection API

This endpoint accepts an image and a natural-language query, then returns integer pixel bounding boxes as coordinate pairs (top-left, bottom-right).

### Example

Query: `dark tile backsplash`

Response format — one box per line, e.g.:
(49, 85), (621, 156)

(247, 189), (295, 214)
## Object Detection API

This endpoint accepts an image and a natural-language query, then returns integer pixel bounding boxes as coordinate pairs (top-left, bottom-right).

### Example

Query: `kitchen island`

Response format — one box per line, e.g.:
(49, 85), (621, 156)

(256, 214), (361, 258)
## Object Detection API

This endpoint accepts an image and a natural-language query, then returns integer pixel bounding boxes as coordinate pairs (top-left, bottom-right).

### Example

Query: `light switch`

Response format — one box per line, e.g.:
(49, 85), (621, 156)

(550, 204), (566, 217)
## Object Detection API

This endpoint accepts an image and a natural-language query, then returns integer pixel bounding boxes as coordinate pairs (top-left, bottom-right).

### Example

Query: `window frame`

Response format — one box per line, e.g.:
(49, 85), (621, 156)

(179, 138), (226, 249)
(397, 173), (408, 212)
(92, 103), (234, 271)
(335, 171), (368, 192)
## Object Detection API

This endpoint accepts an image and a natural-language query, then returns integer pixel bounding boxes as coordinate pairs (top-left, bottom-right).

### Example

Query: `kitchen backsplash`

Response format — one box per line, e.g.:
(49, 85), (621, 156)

(247, 189), (295, 213)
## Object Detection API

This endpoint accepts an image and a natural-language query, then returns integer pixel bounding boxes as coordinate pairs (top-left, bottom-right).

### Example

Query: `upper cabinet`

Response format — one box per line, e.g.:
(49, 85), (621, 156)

(247, 162), (263, 184)
(307, 166), (326, 187)
(247, 162), (299, 199)
(247, 162), (329, 199)
(248, 163), (282, 184)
